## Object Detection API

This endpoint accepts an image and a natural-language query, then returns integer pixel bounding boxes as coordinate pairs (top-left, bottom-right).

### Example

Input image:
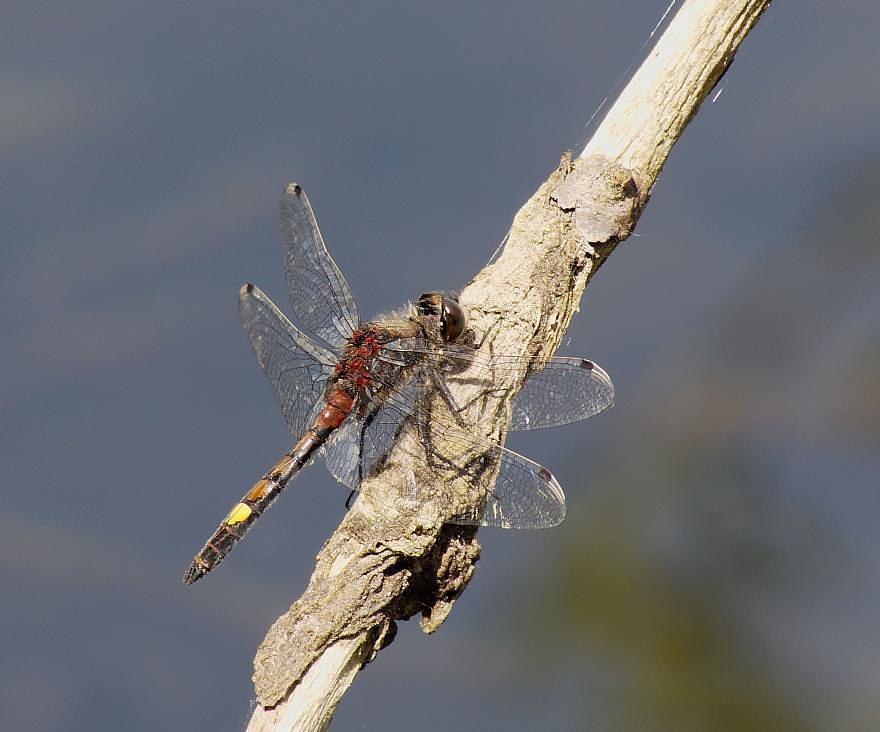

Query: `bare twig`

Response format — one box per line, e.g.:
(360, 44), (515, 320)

(246, 1), (772, 729)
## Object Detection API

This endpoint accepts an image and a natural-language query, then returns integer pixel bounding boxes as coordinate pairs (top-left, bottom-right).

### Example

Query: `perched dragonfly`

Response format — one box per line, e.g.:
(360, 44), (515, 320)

(183, 183), (614, 585)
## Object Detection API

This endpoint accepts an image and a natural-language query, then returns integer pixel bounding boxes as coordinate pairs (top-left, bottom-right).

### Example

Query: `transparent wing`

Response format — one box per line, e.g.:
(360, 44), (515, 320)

(321, 379), (417, 490)
(321, 419), (362, 489)
(378, 344), (615, 431)
(239, 283), (337, 439)
(425, 413), (567, 528)
(472, 453), (566, 529)
(331, 365), (566, 529)
(508, 357), (614, 431)
(279, 183), (360, 349)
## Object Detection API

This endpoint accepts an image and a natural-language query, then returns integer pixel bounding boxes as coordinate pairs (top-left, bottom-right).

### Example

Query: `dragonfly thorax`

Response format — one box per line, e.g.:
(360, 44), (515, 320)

(334, 331), (377, 387)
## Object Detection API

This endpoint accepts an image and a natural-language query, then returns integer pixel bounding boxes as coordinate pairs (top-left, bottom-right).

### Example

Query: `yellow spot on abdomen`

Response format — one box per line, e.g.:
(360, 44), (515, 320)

(225, 502), (252, 525)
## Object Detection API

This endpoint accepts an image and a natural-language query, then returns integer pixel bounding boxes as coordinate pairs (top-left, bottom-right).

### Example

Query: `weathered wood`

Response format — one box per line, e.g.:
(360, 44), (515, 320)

(245, 1), (773, 730)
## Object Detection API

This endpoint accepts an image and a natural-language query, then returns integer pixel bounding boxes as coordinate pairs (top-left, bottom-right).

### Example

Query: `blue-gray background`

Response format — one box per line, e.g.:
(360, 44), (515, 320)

(3, 2), (879, 730)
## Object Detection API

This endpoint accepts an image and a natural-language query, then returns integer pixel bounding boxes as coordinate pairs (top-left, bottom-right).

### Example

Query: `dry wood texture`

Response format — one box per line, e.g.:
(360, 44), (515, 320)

(246, 1), (773, 730)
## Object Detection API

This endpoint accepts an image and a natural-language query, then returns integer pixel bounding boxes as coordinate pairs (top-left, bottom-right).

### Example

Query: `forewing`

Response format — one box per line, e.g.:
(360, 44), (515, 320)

(239, 284), (336, 438)
(508, 357), (614, 431)
(379, 345), (614, 432)
(279, 183), (359, 348)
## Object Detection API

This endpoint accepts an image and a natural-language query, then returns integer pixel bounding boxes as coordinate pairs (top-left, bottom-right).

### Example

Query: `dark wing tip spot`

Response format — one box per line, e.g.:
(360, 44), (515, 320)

(289, 182), (303, 196)
(538, 467), (554, 483)
(580, 359), (594, 370)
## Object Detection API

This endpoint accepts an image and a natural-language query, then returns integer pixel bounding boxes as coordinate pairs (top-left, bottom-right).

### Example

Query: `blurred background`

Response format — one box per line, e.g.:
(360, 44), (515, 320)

(2, 2), (878, 730)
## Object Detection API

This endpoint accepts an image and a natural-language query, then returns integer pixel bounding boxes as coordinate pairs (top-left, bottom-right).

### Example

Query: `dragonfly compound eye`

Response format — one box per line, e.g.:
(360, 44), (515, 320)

(440, 297), (466, 342)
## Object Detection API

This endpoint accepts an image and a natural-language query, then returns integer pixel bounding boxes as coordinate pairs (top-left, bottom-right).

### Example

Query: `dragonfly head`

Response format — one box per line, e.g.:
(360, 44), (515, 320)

(416, 292), (467, 343)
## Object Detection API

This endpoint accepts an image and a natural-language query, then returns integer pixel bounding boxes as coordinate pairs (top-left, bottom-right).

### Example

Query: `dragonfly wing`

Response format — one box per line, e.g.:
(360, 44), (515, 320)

(239, 283), (337, 439)
(421, 414), (567, 529)
(381, 346), (615, 432)
(476, 446), (566, 528)
(345, 371), (567, 529)
(322, 375), (418, 489)
(320, 418), (362, 489)
(509, 357), (614, 431)
(320, 354), (573, 529)
(279, 183), (360, 349)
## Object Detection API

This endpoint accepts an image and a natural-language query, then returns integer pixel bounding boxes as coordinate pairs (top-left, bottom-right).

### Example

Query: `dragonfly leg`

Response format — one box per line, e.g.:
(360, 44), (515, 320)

(433, 371), (514, 429)
(344, 402), (380, 511)
(416, 396), (463, 475)
(431, 374), (468, 427)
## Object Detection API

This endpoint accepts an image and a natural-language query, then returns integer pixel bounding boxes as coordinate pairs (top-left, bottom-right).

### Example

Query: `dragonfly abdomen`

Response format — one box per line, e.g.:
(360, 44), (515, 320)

(182, 388), (356, 585)
(183, 453), (300, 584)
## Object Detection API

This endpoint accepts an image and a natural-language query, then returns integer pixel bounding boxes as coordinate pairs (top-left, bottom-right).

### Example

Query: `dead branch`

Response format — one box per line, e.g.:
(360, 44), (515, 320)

(246, 1), (772, 729)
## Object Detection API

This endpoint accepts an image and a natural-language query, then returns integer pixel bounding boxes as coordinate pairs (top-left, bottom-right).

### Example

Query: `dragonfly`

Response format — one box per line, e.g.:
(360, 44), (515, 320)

(183, 183), (614, 585)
